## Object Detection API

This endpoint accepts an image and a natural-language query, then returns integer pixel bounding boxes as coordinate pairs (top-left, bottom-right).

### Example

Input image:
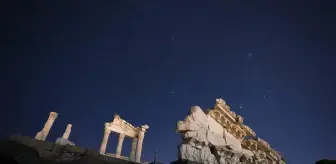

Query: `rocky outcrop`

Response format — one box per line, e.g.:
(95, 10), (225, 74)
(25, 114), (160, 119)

(55, 137), (75, 146)
(3, 135), (141, 164)
(175, 106), (265, 164)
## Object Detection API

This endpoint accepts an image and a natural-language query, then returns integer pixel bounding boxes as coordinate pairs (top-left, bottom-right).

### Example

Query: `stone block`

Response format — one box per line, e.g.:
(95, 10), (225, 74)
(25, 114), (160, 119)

(207, 131), (227, 148)
(207, 115), (224, 137)
(190, 106), (209, 128)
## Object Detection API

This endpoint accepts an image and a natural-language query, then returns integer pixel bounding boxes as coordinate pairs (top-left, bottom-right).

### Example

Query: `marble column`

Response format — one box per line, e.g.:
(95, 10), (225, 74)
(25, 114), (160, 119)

(135, 125), (149, 163)
(99, 129), (111, 154)
(62, 124), (72, 139)
(129, 137), (138, 161)
(115, 133), (125, 158)
(35, 112), (58, 141)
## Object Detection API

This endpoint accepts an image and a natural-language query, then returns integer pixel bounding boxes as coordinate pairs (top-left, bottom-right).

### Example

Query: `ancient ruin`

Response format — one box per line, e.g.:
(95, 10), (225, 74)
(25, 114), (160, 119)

(35, 112), (58, 141)
(173, 98), (286, 164)
(56, 124), (75, 146)
(62, 124), (72, 140)
(2, 99), (290, 164)
(100, 114), (149, 163)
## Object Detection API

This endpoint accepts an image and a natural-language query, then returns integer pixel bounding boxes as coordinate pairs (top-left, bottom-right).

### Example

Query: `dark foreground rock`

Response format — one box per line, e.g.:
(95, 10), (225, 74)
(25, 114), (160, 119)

(316, 159), (336, 164)
(0, 135), (141, 164)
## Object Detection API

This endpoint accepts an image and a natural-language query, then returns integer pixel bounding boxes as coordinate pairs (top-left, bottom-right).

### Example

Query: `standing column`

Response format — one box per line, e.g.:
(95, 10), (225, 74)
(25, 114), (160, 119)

(62, 124), (72, 140)
(129, 137), (137, 161)
(135, 125), (149, 163)
(35, 112), (58, 141)
(115, 133), (125, 158)
(99, 129), (111, 154)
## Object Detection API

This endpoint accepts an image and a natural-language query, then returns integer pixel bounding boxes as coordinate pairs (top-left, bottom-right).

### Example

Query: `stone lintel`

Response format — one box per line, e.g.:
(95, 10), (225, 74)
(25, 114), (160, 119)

(48, 112), (58, 120)
(104, 114), (141, 138)
(105, 123), (138, 138)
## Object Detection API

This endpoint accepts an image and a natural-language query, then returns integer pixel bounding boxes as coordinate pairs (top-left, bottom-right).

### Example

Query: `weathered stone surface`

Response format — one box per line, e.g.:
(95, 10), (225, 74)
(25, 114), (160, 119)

(178, 143), (218, 164)
(55, 137), (75, 146)
(215, 147), (246, 164)
(176, 105), (265, 164)
(207, 131), (226, 148)
(207, 116), (224, 137)
(176, 106), (218, 164)
(223, 129), (242, 152)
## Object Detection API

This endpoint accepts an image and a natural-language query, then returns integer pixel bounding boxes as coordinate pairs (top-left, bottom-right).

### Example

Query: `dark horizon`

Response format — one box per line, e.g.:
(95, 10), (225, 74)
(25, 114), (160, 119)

(1, 1), (335, 163)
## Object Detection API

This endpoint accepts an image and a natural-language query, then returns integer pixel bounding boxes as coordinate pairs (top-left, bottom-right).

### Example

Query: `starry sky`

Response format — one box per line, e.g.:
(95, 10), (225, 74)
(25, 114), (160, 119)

(1, 1), (335, 163)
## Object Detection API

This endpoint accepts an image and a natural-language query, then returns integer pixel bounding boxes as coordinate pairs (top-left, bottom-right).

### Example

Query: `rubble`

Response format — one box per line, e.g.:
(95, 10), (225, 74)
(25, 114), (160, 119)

(174, 101), (286, 164)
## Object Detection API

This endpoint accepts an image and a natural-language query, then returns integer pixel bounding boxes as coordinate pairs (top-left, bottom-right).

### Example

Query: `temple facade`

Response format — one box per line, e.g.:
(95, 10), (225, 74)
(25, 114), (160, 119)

(99, 114), (149, 163)
(206, 98), (286, 164)
(34, 112), (149, 163)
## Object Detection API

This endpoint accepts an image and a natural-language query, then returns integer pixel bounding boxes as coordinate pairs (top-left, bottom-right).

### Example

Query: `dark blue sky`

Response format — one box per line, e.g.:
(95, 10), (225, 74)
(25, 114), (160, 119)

(2, 1), (335, 163)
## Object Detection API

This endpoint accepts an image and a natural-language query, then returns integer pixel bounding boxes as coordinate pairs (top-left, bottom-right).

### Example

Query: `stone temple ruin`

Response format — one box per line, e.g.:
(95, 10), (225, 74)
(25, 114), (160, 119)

(99, 114), (149, 163)
(172, 98), (286, 164)
(30, 111), (149, 163)
(0, 98), (288, 164)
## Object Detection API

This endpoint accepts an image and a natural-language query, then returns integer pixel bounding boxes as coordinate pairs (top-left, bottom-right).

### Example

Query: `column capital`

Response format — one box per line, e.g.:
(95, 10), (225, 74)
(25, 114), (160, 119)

(139, 125), (149, 132)
(49, 112), (58, 120)
(104, 129), (111, 135)
(119, 133), (125, 138)
(138, 124), (149, 139)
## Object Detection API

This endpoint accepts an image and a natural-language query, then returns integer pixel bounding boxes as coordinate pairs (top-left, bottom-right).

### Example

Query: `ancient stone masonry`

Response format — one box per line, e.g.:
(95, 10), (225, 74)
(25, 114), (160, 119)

(56, 124), (75, 146)
(99, 114), (149, 163)
(62, 124), (72, 140)
(174, 98), (286, 164)
(35, 112), (58, 141)
(34, 112), (75, 146)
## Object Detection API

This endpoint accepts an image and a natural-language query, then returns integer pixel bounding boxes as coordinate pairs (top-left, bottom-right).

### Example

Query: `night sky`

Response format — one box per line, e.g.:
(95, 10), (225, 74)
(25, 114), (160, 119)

(1, 1), (335, 163)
